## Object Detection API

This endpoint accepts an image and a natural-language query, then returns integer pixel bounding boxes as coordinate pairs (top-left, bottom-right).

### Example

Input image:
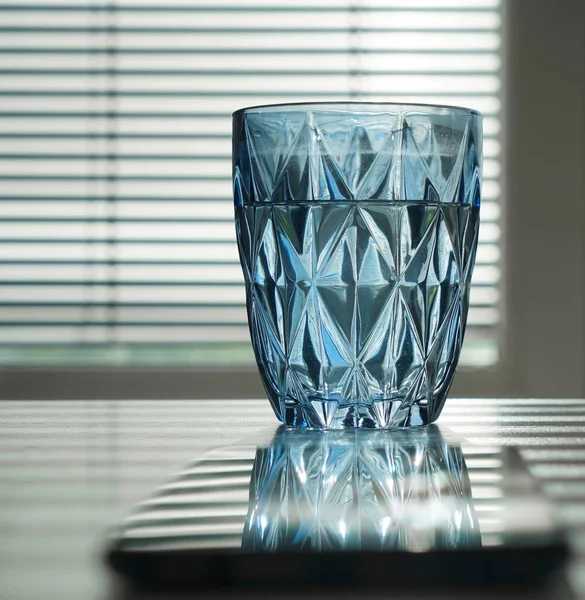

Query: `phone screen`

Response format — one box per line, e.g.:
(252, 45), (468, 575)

(106, 425), (568, 592)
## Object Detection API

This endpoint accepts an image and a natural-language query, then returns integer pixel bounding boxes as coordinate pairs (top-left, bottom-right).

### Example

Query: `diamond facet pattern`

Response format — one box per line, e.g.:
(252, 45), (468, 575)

(234, 105), (481, 428)
(243, 427), (480, 551)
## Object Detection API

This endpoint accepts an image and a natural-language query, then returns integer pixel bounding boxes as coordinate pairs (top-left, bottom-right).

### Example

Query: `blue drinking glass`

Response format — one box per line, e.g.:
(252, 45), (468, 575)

(233, 102), (482, 429)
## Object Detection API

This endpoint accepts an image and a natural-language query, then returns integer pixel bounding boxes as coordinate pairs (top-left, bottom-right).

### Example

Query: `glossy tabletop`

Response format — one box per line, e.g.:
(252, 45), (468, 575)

(1, 398), (585, 599)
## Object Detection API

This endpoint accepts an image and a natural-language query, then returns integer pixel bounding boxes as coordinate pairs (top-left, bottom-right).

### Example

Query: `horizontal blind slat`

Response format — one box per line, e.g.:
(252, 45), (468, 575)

(0, 2), (501, 8)
(0, 262), (501, 284)
(0, 180), (502, 200)
(0, 288), (501, 307)
(0, 98), (501, 113)
(0, 9), (502, 29)
(0, 224), (502, 243)
(0, 54), (501, 72)
(0, 206), (500, 225)
(0, 2), (502, 11)
(0, 33), (501, 51)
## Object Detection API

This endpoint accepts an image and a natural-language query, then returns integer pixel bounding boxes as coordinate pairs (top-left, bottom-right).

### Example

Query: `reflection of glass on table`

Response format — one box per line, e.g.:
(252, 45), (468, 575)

(243, 425), (481, 552)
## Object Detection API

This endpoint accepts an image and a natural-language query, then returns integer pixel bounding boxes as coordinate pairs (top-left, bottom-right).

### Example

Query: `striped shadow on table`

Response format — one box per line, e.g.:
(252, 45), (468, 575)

(106, 421), (567, 589)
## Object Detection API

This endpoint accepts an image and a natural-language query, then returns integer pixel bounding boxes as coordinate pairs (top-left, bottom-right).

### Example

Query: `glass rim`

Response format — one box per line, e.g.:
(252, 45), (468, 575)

(232, 101), (482, 118)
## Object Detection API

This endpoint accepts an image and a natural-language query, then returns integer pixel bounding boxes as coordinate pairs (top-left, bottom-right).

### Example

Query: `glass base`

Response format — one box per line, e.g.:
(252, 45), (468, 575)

(272, 397), (440, 430)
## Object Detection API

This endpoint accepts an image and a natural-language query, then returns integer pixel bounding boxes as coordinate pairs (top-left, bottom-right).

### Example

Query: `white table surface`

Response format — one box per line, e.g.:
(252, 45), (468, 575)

(1, 398), (584, 600)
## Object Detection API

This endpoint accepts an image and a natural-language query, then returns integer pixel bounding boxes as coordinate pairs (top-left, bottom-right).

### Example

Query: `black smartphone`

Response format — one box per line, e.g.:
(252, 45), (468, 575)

(105, 425), (568, 593)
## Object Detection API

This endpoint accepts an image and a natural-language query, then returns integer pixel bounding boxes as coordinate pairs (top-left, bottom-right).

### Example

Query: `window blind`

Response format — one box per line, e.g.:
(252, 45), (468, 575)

(0, 0), (502, 367)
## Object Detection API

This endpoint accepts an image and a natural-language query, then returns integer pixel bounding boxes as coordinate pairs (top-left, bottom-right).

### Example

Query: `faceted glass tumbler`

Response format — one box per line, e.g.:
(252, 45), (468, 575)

(233, 102), (482, 429)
